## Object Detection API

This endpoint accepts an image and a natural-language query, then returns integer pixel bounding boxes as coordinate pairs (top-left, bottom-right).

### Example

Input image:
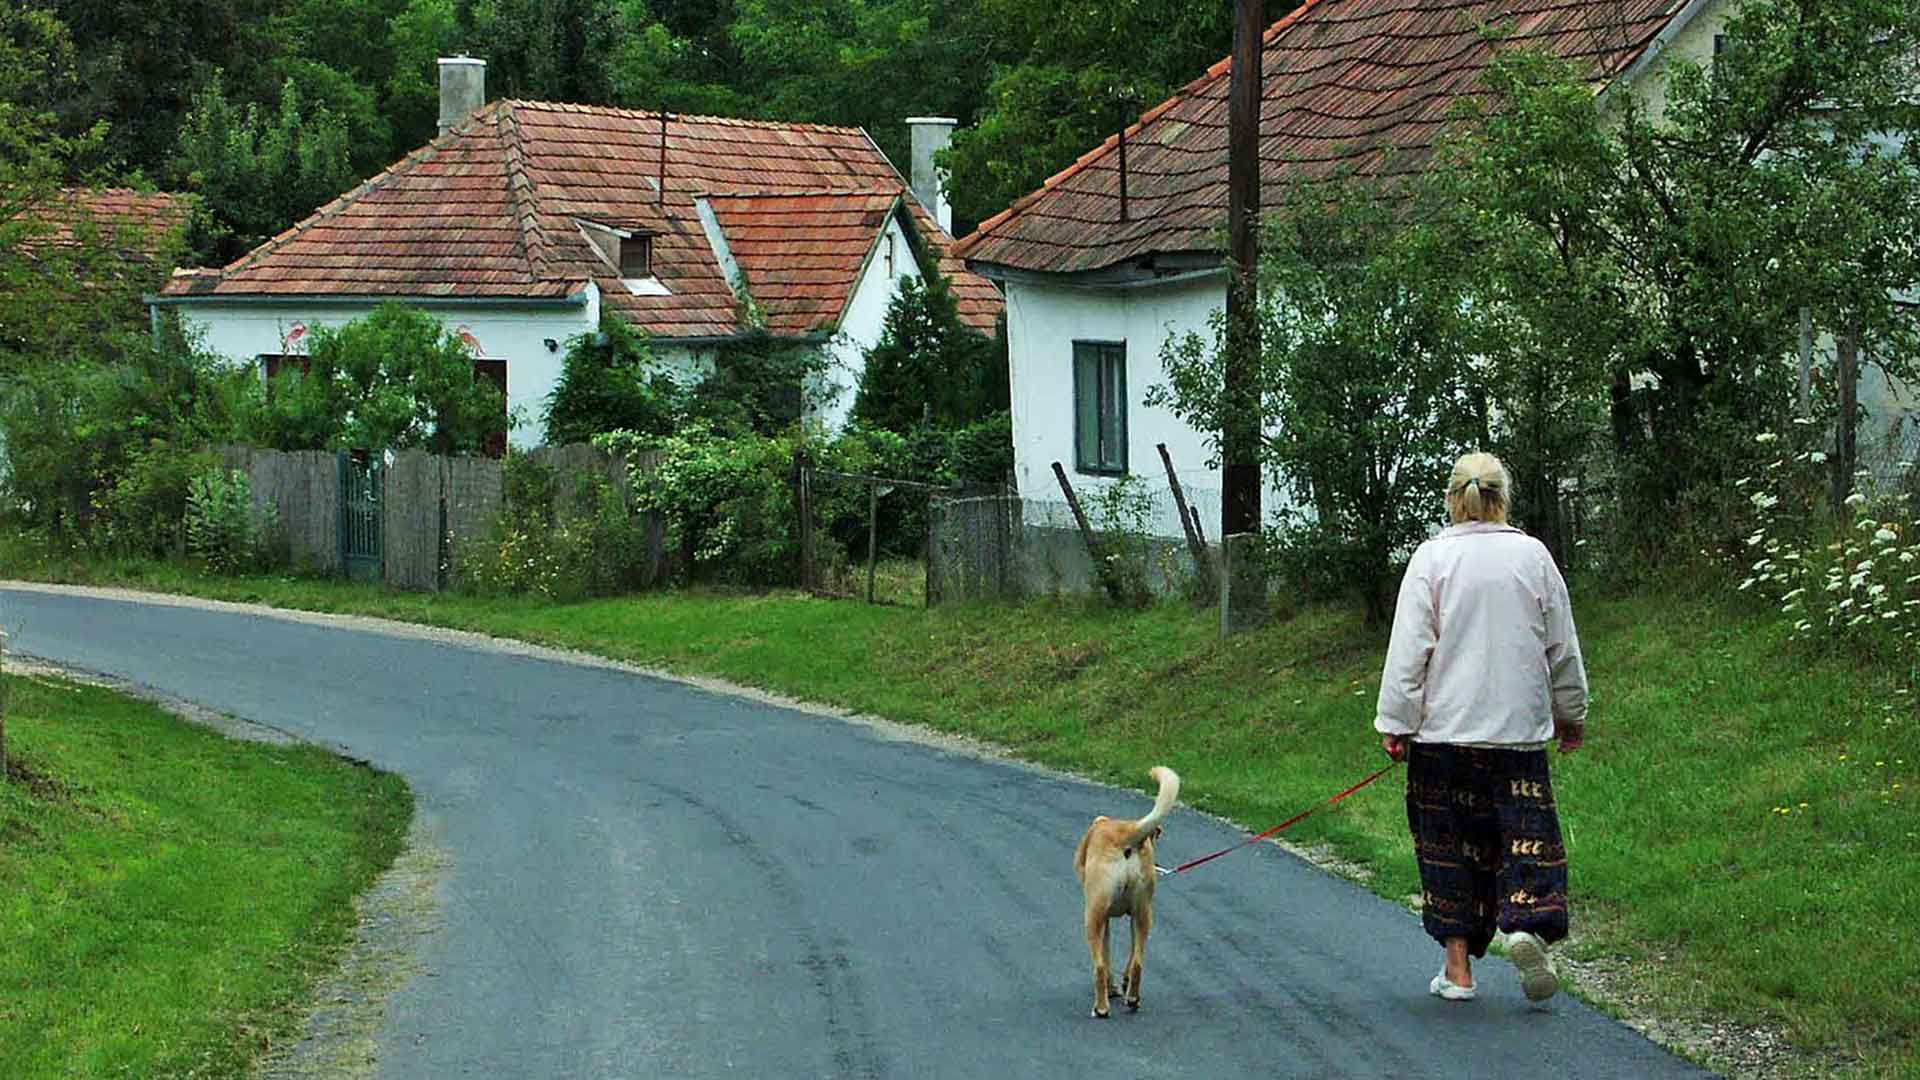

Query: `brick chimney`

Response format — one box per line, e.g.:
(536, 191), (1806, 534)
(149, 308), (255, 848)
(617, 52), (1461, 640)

(906, 117), (957, 234)
(438, 57), (487, 135)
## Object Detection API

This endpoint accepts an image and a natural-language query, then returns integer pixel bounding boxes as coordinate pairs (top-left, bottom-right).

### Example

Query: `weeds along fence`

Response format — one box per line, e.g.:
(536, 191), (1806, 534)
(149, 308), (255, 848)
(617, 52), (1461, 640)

(214, 443), (662, 591)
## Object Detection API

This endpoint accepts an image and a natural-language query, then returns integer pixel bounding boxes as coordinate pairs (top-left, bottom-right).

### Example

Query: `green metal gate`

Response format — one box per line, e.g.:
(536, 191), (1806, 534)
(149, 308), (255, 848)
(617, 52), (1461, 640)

(339, 451), (382, 581)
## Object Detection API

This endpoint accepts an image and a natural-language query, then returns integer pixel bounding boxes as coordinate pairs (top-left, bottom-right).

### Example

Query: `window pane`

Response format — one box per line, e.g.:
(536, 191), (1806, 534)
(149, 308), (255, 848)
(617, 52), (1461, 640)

(1074, 345), (1099, 471)
(1100, 345), (1125, 471)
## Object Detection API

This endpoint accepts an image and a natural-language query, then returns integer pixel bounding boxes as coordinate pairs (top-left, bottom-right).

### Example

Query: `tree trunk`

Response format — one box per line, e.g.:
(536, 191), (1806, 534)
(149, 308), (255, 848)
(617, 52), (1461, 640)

(1833, 324), (1860, 514)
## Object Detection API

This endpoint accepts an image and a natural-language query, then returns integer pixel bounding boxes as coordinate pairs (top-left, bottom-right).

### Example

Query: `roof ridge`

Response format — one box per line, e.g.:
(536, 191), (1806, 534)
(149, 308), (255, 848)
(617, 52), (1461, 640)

(699, 185), (905, 200)
(500, 99), (873, 135)
(498, 102), (555, 282)
(212, 103), (506, 279)
(954, 0), (1335, 261)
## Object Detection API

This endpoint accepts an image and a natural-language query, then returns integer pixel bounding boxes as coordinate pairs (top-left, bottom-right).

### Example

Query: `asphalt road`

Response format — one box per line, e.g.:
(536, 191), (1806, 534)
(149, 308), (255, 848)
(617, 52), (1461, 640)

(3, 584), (1708, 1079)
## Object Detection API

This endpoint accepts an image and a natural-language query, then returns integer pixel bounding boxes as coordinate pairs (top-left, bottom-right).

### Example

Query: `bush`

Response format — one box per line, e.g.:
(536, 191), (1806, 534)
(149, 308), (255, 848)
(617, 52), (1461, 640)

(233, 301), (508, 454)
(96, 442), (219, 557)
(460, 453), (657, 600)
(542, 318), (684, 445)
(186, 466), (273, 572)
(1729, 424), (1920, 685)
(853, 274), (1006, 433)
(635, 426), (803, 586)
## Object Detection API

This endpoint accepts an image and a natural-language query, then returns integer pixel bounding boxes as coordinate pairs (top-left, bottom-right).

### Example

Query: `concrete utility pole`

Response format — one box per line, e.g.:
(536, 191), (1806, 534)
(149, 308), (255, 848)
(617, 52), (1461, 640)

(1222, 0), (1267, 631)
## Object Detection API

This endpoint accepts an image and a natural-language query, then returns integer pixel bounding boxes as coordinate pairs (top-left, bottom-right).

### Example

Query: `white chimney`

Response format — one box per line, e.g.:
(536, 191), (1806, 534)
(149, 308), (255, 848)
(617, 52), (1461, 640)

(906, 117), (957, 235)
(438, 56), (487, 135)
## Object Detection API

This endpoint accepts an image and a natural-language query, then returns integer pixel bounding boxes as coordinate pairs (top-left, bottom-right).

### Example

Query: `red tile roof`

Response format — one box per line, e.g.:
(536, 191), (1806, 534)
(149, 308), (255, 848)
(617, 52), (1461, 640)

(162, 101), (1002, 339)
(953, 0), (1687, 276)
(24, 189), (192, 263)
(705, 190), (904, 335)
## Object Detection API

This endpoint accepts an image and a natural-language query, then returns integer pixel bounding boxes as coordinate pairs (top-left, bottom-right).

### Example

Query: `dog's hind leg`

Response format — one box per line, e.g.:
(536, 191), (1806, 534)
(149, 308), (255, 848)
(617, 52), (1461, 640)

(1124, 906), (1151, 1011)
(1086, 906), (1112, 1019)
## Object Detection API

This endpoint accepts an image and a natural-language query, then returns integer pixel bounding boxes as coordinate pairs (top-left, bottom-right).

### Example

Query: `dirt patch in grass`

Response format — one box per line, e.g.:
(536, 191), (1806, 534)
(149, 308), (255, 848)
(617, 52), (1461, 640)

(2, 753), (73, 802)
(257, 814), (449, 1080)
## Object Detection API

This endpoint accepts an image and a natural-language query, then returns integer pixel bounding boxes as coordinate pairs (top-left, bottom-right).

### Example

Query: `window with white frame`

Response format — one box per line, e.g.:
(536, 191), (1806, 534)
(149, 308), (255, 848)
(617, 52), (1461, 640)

(1073, 340), (1127, 475)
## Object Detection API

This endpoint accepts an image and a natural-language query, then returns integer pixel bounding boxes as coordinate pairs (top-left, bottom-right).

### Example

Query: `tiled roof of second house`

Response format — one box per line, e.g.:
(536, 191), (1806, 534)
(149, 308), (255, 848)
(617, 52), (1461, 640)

(954, 0), (1688, 276)
(162, 101), (1002, 338)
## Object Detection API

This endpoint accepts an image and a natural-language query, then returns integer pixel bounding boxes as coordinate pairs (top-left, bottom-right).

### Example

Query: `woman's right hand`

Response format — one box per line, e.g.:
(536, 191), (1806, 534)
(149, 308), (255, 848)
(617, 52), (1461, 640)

(1556, 720), (1584, 754)
(1381, 734), (1409, 762)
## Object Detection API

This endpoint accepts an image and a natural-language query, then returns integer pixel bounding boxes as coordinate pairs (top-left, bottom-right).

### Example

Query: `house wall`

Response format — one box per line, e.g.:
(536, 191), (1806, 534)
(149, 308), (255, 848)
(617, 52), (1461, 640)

(810, 215), (924, 430)
(1004, 272), (1295, 537)
(166, 288), (602, 449)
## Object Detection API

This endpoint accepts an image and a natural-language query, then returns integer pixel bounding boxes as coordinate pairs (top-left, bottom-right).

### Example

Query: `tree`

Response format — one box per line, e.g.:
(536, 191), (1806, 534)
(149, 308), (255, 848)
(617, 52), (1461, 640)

(1154, 181), (1482, 625)
(237, 302), (507, 453)
(543, 317), (684, 444)
(173, 76), (359, 264)
(0, 8), (130, 370)
(852, 273), (1003, 433)
(1451, 3), (1920, 558)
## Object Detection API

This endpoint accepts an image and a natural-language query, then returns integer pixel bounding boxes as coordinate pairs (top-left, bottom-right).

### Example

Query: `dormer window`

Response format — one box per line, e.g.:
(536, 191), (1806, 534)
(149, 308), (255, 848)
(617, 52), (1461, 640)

(575, 217), (662, 290)
(619, 235), (652, 278)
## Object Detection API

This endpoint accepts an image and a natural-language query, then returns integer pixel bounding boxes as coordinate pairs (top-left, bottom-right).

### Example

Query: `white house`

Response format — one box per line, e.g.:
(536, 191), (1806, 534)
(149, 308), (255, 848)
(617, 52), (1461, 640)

(955, 0), (1914, 528)
(151, 60), (1001, 448)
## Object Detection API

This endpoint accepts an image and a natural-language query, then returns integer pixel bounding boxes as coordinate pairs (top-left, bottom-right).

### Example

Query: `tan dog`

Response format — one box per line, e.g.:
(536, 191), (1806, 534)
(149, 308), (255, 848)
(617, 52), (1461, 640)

(1073, 766), (1180, 1018)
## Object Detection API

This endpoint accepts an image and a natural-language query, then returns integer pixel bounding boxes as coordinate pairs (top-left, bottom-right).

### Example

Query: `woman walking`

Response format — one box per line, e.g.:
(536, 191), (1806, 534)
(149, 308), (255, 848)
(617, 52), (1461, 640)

(1374, 452), (1587, 1003)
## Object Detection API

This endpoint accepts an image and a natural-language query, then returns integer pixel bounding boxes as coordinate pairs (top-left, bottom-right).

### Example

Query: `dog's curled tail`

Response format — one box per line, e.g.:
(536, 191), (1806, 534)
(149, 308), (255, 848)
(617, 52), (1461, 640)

(1123, 766), (1181, 851)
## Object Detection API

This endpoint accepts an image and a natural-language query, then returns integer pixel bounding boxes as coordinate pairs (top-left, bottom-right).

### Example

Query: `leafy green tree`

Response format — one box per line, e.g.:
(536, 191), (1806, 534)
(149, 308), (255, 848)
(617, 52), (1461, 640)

(852, 273), (1002, 432)
(48, 0), (291, 176)
(173, 76), (358, 264)
(942, 0), (1232, 228)
(237, 302), (507, 453)
(0, 8), (133, 369)
(543, 317), (685, 444)
(1154, 182), (1483, 625)
(469, 0), (620, 103)
(1450, 2), (1920, 562)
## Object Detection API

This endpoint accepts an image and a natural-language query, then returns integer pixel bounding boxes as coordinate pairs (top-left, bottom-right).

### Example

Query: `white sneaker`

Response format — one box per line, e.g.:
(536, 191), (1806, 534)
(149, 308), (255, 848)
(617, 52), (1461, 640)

(1505, 931), (1559, 1002)
(1429, 970), (1476, 1001)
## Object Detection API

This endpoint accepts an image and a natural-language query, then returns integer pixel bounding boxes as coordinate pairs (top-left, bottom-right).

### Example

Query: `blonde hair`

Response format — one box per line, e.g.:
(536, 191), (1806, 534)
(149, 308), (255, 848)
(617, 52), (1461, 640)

(1446, 452), (1511, 524)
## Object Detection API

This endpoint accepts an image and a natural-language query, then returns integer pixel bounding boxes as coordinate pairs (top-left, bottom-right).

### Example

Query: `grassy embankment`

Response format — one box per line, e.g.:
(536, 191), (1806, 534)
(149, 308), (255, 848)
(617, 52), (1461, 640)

(2, 539), (1913, 1076)
(0, 669), (411, 1077)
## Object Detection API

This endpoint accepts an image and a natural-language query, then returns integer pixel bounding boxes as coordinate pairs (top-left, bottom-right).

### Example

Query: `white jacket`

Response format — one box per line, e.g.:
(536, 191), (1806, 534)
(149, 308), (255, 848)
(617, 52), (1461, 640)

(1374, 522), (1588, 745)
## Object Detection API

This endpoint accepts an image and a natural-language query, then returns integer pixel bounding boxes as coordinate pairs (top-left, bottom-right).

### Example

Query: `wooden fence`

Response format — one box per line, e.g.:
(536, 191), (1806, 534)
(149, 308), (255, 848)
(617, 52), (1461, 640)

(214, 443), (657, 592)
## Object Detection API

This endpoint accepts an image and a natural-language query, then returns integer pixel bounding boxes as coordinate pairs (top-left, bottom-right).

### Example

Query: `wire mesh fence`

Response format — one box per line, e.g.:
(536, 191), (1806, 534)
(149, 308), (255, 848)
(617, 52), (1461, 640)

(927, 476), (1226, 606)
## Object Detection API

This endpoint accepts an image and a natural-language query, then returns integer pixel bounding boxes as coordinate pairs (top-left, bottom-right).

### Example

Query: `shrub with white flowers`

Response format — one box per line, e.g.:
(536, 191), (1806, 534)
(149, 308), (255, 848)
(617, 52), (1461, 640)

(1732, 425), (1919, 688)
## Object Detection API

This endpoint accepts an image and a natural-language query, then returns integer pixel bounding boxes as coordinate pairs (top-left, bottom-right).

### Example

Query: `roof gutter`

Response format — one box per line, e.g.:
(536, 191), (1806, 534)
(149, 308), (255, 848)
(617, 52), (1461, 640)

(970, 261), (1228, 293)
(146, 288), (592, 310)
(1595, 0), (1719, 110)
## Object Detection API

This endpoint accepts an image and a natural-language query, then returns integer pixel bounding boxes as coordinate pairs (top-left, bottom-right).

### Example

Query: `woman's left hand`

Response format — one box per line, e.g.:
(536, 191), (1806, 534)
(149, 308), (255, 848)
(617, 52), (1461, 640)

(1381, 734), (1409, 762)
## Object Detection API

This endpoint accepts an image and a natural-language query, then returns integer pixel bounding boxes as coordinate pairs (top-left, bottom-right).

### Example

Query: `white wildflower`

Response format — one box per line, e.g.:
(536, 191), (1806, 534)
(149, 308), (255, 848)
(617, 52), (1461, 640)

(1745, 530), (1765, 547)
(1875, 528), (1898, 544)
(1750, 492), (1780, 510)
(1738, 577), (1757, 591)
(1810, 451), (1828, 464)
(1781, 588), (1806, 602)
(1845, 492), (1868, 508)
(1755, 432), (1779, 444)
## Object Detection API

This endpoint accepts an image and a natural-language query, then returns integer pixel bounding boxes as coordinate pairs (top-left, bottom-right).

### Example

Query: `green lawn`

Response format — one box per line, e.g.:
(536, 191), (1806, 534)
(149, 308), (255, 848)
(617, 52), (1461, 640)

(0, 671), (411, 1078)
(3, 536), (1914, 1076)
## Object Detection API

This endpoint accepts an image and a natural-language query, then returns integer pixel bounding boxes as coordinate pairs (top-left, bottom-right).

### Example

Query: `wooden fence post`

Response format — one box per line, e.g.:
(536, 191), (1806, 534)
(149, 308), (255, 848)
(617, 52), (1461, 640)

(1054, 461), (1132, 604)
(794, 448), (815, 591)
(1157, 443), (1217, 601)
(866, 480), (880, 604)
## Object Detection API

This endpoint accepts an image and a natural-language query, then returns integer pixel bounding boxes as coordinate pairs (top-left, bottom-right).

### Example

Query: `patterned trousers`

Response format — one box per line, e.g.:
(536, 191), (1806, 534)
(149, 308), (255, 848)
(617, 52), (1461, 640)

(1405, 742), (1570, 957)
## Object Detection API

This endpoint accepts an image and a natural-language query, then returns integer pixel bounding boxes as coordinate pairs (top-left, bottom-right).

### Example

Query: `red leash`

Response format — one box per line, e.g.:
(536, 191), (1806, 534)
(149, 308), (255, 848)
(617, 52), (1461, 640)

(1158, 761), (1401, 877)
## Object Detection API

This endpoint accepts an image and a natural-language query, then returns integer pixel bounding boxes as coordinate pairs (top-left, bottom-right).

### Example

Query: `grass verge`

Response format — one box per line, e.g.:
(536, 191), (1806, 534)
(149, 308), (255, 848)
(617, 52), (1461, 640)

(0, 667), (412, 1078)
(2, 535), (1913, 1076)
